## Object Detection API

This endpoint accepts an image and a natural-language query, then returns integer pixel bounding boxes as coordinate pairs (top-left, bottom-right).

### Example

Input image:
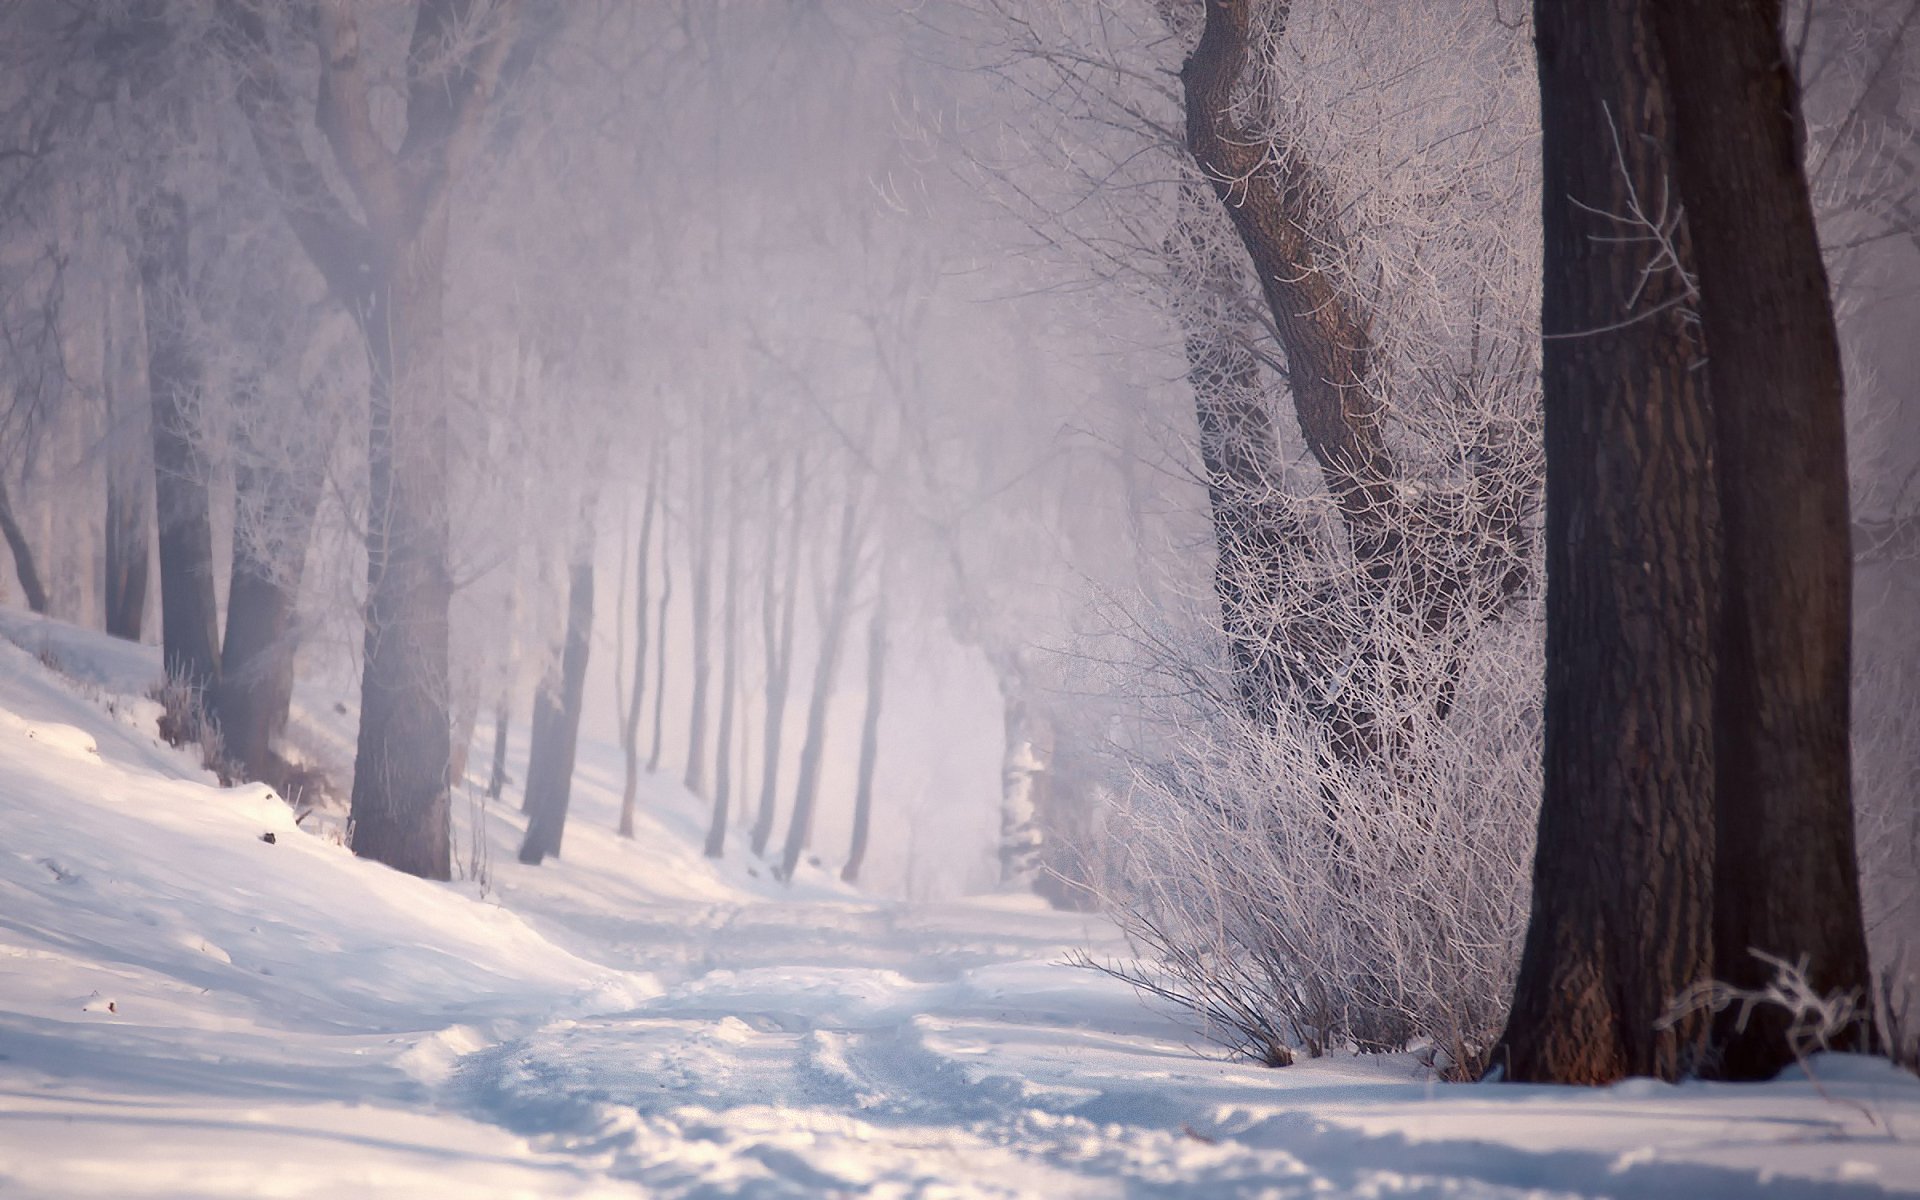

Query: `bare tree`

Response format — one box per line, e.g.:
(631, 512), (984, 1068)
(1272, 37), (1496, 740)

(1651, 0), (1872, 1080)
(1493, 0), (1717, 1085)
(617, 454), (659, 837)
(778, 488), (865, 882)
(220, 0), (526, 879)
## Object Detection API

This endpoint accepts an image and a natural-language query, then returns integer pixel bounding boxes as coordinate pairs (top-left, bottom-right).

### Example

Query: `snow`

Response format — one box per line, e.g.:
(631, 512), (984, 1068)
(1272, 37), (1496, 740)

(1, 608), (1917, 1198)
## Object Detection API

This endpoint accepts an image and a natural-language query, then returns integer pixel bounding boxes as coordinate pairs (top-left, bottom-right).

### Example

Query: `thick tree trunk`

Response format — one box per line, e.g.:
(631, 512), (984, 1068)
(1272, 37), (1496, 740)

(750, 460), (804, 857)
(349, 220), (455, 880)
(1650, 0), (1872, 1080)
(618, 460), (658, 837)
(213, 437), (324, 783)
(520, 497), (597, 865)
(138, 189), (221, 695)
(103, 289), (150, 641)
(841, 591), (888, 885)
(704, 482), (742, 858)
(221, 0), (521, 880)
(0, 476), (49, 615)
(1493, 0), (1719, 1085)
(779, 493), (863, 882)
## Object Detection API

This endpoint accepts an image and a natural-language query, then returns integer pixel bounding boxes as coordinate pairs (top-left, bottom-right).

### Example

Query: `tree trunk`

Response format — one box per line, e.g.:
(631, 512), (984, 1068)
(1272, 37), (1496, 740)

(841, 590), (888, 885)
(1165, 183), (1300, 728)
(485, 697), (511, 801)
(138, 189), (221, 695)
(704, 476), (742, 858)
(0, 476), (49, 615)
(995, 657), (1049, 889)
(619, 457), (659, 837)
(1181, 0), (1392, 578)
(751, 458), (804, 857)
(648, 512), (674, 772)
(1493, 0), (1719, 1085)
(348, 215), (455, 880)
(684, 461), (714, 797)
(520, 493), (597, 865)
(1650, 0), (1872, 1080)
(103, 286), (150, 641)
(779, 492), (863, 882)
(213, 428), (324, 784)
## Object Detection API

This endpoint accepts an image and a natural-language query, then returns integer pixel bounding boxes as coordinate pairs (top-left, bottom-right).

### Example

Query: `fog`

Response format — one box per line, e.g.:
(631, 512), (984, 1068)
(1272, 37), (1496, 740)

(1, 0), (1915, 1101)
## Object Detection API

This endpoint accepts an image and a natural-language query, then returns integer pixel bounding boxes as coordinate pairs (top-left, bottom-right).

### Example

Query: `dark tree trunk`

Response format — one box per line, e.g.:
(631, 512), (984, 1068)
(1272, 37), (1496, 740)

(138, 189), (221, 695)
(841, 591), (888, 884)
(779, 492), (863, 882)
(0, 476), (49, 615)
(213, 437), (324, 784)
(1494, 0), (1719, 1085)
(618, 459), (658, 837)
(1182, 1), (1392, 577)
(103, 292), (150, 641)
(704, 477), (742, 858)
(520, 500), (597, 865)
(1650, 0), (1871, 1079)
(750, 459), (804, 857)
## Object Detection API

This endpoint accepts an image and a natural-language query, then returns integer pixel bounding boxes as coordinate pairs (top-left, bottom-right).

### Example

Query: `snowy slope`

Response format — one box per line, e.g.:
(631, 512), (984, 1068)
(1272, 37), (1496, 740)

(1, 609), (1917, 1198)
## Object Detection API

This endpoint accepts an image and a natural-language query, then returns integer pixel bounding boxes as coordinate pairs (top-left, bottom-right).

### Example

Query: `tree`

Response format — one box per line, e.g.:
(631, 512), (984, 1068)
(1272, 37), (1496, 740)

(749, 456), (805, 857)
(704, 463), (745, 858)
(519, 485), (597, 865)
(841, 585), (889, 884)
(1650, 0), (1872, 1081)
(220, 0), (525, 879)
(778, 489), (865, 883)
(617, 457), (659, 837)
(1492, 0), (1718, 1084)
(138, 173), (222, 697)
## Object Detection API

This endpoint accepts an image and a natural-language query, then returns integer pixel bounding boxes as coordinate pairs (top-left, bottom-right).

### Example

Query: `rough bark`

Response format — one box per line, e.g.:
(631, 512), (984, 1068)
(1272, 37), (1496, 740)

(778, 492), (863, 882)
(520, 496), (597, 865)
(841, 591), (888, 885)
(138, 188), (221, 695)
(1650, 0), (1871, 1079)
(750, 459), (805, 857)
(0, 475), (49, 615)
(1494, 0), (1718, 1085)
(1181, 0), (1392, 573)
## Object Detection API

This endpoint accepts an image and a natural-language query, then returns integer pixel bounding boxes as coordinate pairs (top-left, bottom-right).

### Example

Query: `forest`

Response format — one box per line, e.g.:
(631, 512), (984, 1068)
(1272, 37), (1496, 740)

(0, 1), (1916, 1194)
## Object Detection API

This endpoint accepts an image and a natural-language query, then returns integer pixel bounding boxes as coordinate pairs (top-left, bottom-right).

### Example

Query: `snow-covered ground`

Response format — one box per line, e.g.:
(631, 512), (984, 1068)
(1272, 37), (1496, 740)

(1, 609), (1916, 1198)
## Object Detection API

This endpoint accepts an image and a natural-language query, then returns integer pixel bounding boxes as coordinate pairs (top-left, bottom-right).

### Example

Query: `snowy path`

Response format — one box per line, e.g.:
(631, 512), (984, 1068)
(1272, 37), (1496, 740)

(426, 884), (1920, 1199)
(2, 608), (1918, 1198)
